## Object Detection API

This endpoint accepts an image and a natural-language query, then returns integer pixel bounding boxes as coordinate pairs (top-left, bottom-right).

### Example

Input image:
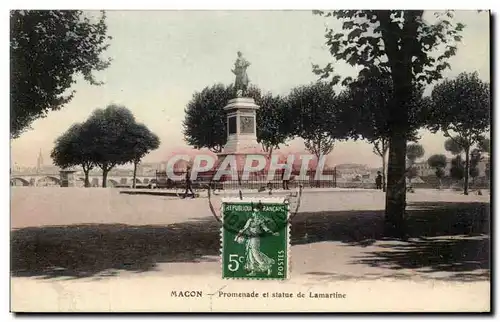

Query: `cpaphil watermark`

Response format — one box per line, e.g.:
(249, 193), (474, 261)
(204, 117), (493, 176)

(163, 154), (333, 181)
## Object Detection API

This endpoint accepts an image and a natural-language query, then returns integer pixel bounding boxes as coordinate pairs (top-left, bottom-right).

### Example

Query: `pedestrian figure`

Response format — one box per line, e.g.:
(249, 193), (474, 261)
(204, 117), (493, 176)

(282, 164), (290, 190)
(375, 171), (382, 190)
(182, 166), (195, 199)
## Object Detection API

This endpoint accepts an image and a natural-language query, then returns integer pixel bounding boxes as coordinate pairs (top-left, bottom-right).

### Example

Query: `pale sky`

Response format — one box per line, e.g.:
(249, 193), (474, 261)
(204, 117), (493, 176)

(10, 10), (490, 168)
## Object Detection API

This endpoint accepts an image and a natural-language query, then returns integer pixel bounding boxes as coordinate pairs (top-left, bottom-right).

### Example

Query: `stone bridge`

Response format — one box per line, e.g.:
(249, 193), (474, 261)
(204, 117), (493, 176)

(10, 174), (157, 187)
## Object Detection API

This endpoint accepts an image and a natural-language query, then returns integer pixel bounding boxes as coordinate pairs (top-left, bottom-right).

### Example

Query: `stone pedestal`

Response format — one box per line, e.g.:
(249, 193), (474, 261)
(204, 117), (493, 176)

(217, 97), (267, 185)
(221, 97), (261, 153)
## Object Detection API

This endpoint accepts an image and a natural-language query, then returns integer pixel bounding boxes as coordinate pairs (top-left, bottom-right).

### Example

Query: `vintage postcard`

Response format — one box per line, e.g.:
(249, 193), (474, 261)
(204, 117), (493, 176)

(10, 9), (490, 312)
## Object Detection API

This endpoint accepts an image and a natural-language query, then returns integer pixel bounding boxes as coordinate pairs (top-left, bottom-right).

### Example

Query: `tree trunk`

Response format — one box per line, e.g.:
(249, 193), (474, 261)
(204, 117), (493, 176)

(464, 147), (470, 195)
(385, 134), (407, 238)
(381, 155), (386, 192)
(438, 176), (442, 190)
(268, 146), (274, 159)
(133, 161), (138, 189)
(102, 169), (109, 188)
(377, 9), (419, 239)
(83, 169), (90, 188)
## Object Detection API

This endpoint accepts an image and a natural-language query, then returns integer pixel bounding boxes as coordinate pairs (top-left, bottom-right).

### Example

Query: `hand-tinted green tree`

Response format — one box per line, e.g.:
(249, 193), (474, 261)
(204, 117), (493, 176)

(123, 123), (161, 189)
(182, 84), (289, 155)
(287, 82), (348, 161)
(50, 122), (94, 187)
(312, 9), (466, 238)
(339, 74), (429, 192)
(427, 154), (447, 189)
(428, 72), (490, 195)
(256, 93), (292, 156)
(182, 84), (234, 153)
(10, 10), (111, 138)
(83, 104), (153, 187)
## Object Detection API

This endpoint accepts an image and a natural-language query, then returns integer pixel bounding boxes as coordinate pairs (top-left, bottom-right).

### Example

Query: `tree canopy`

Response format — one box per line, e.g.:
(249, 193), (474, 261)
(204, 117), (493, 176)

(256, 93), (291, 154)
(51, 122), (95, 187)
(312, 10), (467, 237)
(10, 10), (112, 138)
(82, 104), (160, 187)
(427, 154), (447, 170)
(406, 143), (425, 163)
(430, 72), (490, 194)
(287, 81), (348, 159)
(428, 72), (490, 141)
(182, 83), (233, 153)
(182, 83), (290, 154)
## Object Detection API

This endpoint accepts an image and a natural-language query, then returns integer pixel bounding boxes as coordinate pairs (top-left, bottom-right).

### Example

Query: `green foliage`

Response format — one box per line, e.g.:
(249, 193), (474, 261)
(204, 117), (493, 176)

(124, 123), (161, 164)
(311, 10), (467, 236)
(255, 93), (291, 153)
(84, 104), (159, 174)
(427, 154), (447, 170)
(450, 156), (465, 181)
(182, 83), (232, 153)
(444, 137), (465, 155)
(478, 136), (490, 154)
(182, 84), (289, 154)
(469, 149), (482, 180)
(435, 167), (445, 179)
(10, 10), (112, 138)
(429, 72), (490, 147)
(287, 82), (348, 158)
(51, 123), (94, 170)
(312, 10), (465, 86)
(52, 104), (160, 187)
(406, 143), (425, 163)
(51, 122), (95, 187)
(406, 166), (419, 179)
(427, 154), (447, 180)
(340, 73), (428, 142)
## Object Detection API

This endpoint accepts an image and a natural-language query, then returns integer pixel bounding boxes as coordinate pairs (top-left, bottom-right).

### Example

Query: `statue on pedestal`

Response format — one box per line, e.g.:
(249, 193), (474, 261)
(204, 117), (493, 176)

(231, 51), (251, 97)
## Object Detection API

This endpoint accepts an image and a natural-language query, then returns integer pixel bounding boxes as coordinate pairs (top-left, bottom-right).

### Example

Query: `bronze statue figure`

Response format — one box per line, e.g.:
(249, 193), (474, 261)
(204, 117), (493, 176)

(231, 51), (250, 97)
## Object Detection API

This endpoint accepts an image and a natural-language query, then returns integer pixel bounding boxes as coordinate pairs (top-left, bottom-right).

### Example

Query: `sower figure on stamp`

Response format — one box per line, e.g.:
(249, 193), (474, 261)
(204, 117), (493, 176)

(182, 166), (195, 199)
(234, 206), (279, 276)
(231, 51), (250, 97)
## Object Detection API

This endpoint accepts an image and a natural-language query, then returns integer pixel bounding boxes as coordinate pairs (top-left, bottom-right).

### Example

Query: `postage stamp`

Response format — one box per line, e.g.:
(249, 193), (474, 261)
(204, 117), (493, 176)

(221, 197), (290, 280)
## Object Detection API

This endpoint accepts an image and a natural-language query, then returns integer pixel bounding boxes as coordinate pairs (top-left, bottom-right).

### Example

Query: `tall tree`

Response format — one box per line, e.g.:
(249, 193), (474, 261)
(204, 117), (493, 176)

(427, 154), (447, 189)
(84, 104), (141, 187)
(428, 72), (490, 195)
(10, 10), (112, 138)
(124, 123), (161, 189)
(287, 82), (347, 160)
(313, 10), (466, 238)
(50, 122), (94, 187)
(340, 74), (428, 192)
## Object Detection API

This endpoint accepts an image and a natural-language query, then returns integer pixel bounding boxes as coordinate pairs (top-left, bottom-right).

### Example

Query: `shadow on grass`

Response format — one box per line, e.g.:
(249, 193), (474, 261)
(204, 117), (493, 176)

(292, 201), (490, 282)
(11, 201), (489, 281)
(11, 217), (220, 279)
